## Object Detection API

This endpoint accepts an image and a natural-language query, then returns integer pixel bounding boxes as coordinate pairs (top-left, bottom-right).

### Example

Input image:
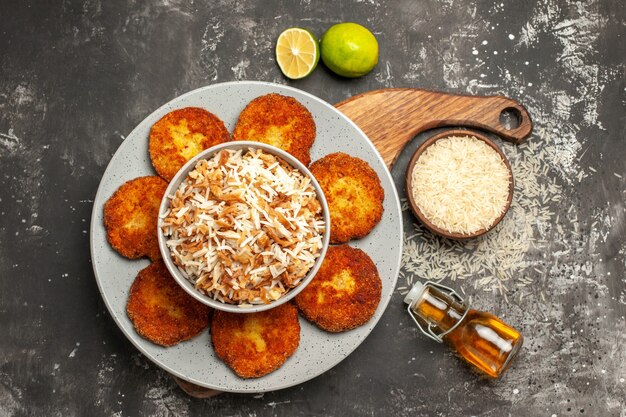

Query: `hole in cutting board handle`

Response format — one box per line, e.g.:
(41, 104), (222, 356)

(499, 107), (522, 130)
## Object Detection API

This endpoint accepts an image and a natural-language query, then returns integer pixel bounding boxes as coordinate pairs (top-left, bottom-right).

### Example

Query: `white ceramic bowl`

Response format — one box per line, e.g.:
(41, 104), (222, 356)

(157, 141), (330, 313)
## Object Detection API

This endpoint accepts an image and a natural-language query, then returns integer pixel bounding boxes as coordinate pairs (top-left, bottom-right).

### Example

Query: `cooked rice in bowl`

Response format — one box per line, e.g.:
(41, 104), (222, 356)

(160, 147), (326, 306)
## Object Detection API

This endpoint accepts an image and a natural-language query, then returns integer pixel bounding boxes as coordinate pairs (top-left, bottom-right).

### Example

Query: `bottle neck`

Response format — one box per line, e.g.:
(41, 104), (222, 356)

(411, 286), (467, 335)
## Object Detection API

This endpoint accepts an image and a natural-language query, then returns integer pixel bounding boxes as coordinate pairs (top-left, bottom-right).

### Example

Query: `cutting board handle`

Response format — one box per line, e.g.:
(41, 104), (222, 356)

(335, 88), (533, 168)
(172, 376), (222, 398)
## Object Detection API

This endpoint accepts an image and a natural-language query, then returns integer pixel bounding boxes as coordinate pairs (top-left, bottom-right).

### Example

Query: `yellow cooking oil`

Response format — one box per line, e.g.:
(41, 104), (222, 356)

(406, 281), (523, 378)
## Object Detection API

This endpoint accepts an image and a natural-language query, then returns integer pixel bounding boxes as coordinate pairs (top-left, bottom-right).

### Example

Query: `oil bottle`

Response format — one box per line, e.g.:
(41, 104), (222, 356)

(404, 281), (523, 378)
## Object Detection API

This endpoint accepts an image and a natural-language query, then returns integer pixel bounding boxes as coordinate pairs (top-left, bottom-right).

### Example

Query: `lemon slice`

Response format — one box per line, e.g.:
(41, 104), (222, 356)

(276, 28), (320, 79)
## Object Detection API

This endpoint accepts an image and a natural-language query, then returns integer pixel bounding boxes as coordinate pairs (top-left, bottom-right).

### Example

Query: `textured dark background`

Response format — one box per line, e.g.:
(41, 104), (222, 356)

(1, 0), (625, 416)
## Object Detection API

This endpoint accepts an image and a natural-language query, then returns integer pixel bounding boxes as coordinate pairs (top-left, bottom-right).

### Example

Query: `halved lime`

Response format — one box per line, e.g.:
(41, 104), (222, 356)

(276, 28), (320, 80)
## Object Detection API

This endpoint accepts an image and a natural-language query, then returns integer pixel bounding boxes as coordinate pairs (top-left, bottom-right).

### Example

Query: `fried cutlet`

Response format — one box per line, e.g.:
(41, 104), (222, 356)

(309, 153), (384, 243)
(104, 176), (167, 261)
(294, 245), (381, 332)
(126, 261), (211, 347)
(232, 93), (315, 166)
(149, 107), (230, 181)
(211, 303), (300, 378)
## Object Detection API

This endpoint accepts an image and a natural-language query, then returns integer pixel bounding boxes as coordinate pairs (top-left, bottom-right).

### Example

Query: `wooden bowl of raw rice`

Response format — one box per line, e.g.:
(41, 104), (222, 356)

(158, 141), (330, 313)
(405, 129), (514, 240)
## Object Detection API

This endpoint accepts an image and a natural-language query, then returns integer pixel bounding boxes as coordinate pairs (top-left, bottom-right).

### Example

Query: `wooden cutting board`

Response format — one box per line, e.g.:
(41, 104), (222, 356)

(172, 87), (533, 397)
(335, 88), (532, 167)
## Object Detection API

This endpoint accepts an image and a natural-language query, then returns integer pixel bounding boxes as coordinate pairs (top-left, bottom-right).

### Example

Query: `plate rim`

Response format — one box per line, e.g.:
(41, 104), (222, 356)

(89, 80), (403, 393)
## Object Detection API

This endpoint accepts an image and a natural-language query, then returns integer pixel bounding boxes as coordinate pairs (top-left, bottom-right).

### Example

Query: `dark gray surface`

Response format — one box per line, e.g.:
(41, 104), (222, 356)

(0, 0), (624, 416)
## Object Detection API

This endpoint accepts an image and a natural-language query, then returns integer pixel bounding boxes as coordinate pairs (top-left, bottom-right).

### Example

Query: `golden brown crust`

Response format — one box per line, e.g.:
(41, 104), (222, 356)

(309, 153), (384, 243)
(126, 261), (211, 347)
(294, 245), (382, 332)
(149, 107), (230, 181)
(104, 176), (167, 261)
(211, 303), (300, 378)
(232, 94), (315, 166)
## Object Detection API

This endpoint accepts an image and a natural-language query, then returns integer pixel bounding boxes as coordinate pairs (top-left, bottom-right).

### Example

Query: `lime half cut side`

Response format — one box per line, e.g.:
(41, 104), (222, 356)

(276, 28), (320, 80)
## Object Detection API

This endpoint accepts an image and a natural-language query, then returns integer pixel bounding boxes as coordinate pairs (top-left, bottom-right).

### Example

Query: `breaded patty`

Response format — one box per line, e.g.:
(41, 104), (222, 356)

(309, 153), (384, 243)
(149, 107), (230, 181)
(104, 176), (167, 261)
(126, 261), (211, 347)
(294, 245), (381, 332)
(211, 303), (300, 378)
(232, 94), (316, 166)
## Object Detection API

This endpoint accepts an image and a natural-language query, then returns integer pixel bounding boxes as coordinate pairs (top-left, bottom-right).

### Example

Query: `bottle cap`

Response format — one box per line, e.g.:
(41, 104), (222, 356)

(403, 281), (426, 306)
(405, 280), (470, 344)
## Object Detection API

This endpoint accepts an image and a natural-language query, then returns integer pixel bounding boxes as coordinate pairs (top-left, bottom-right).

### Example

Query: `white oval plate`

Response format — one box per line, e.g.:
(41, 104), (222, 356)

(90, 81), (403, 393)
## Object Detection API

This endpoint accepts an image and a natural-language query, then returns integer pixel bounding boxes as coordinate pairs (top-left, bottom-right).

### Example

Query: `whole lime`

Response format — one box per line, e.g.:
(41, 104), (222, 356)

(320, 23), (379, 78)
